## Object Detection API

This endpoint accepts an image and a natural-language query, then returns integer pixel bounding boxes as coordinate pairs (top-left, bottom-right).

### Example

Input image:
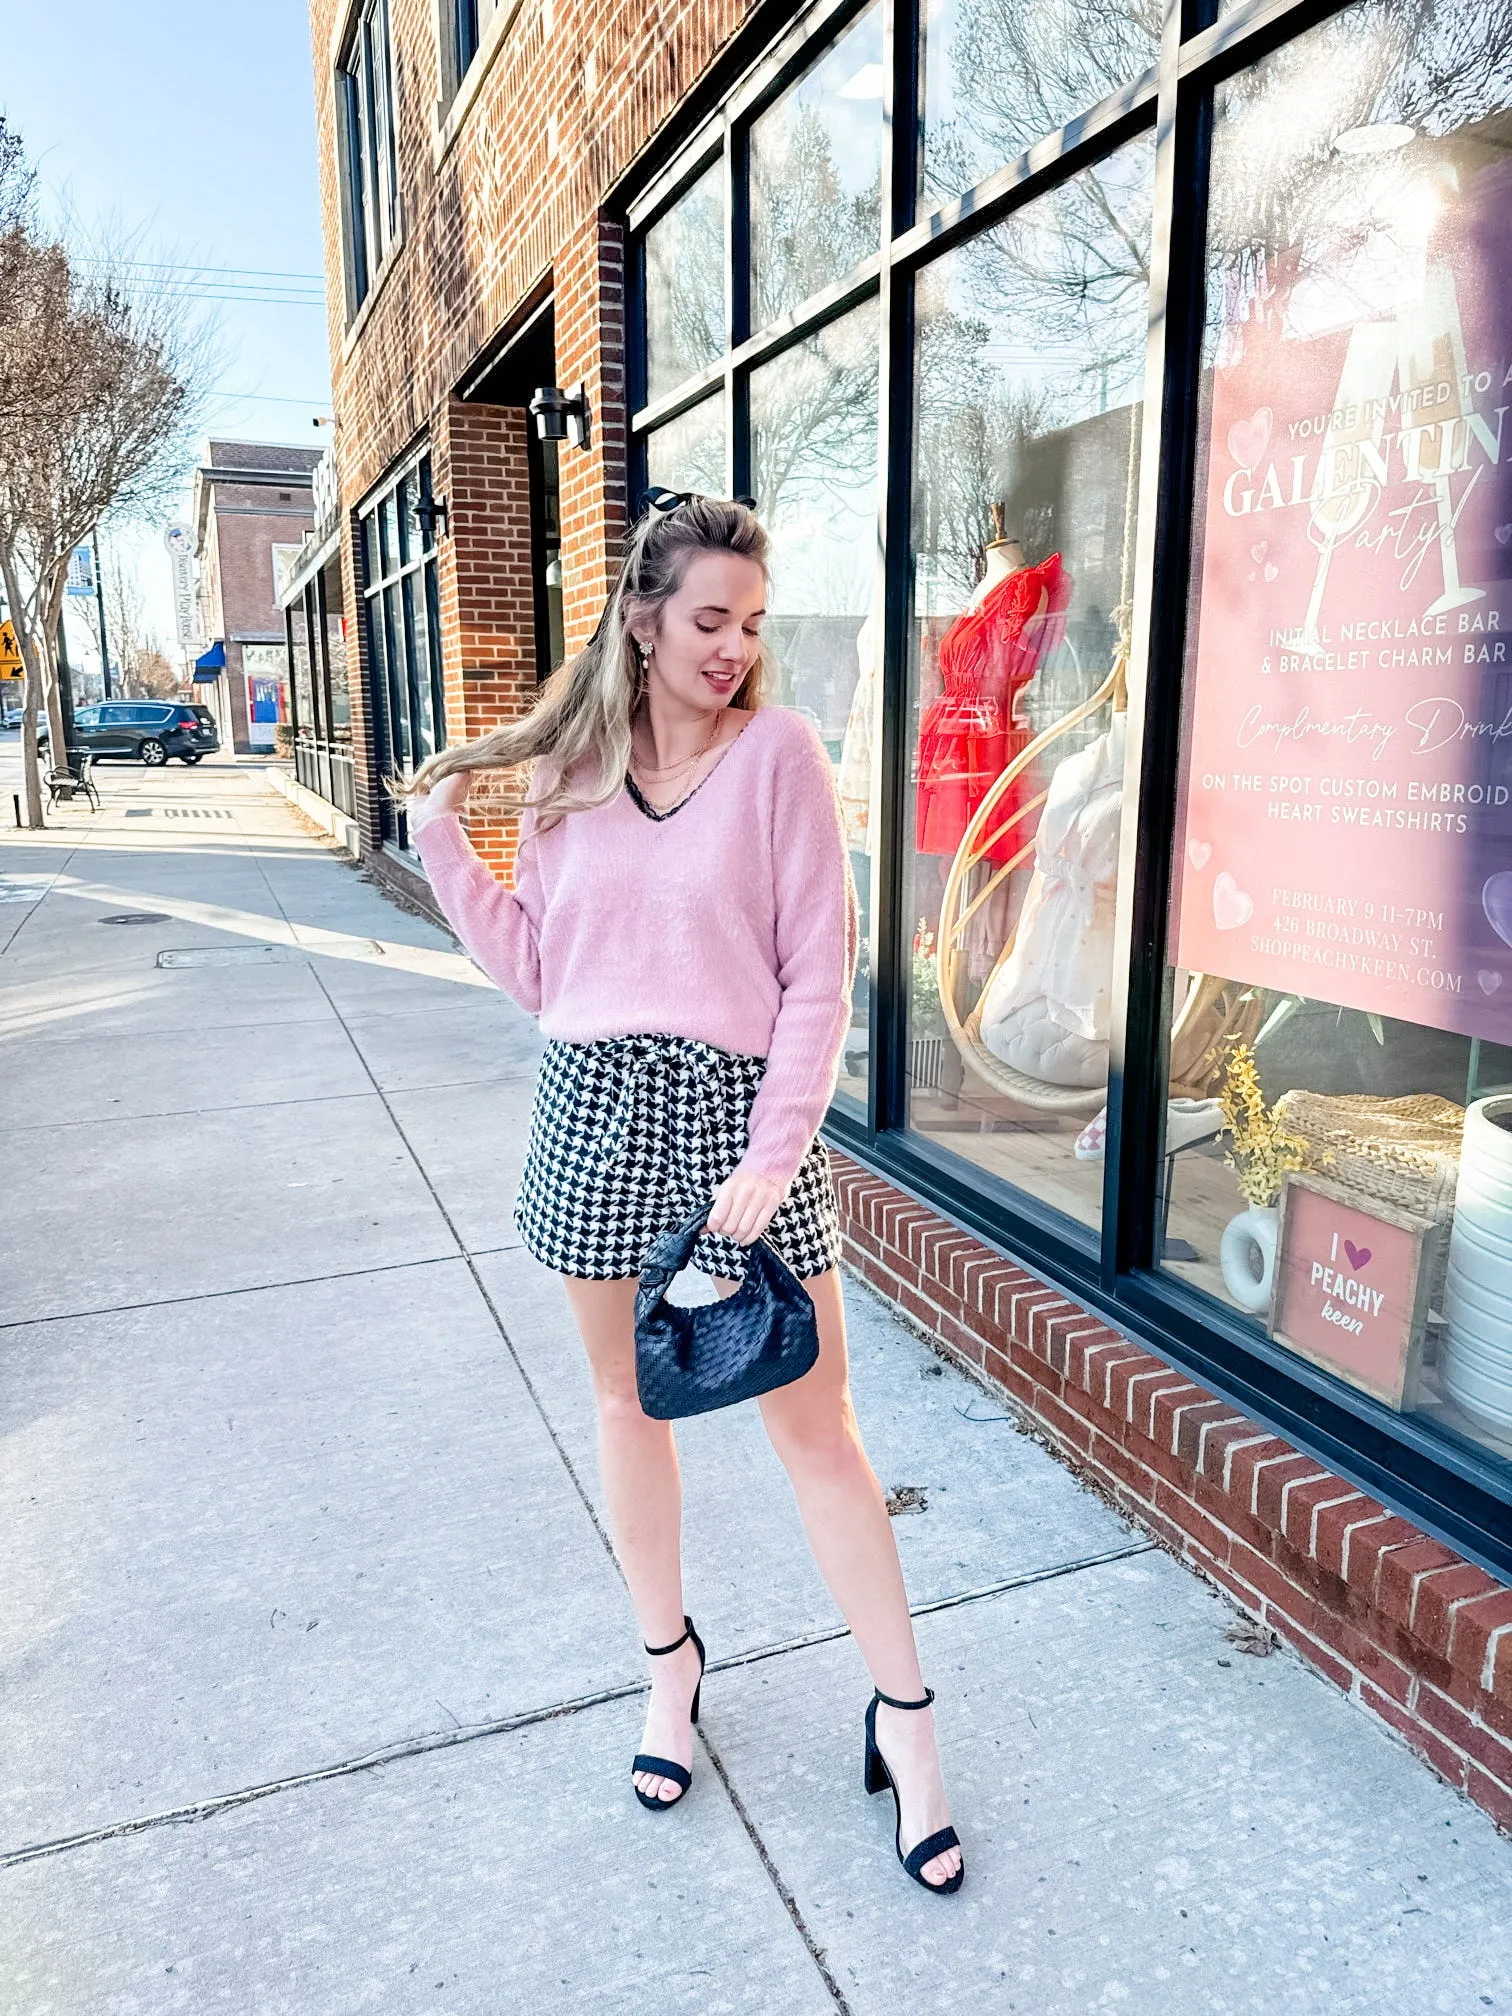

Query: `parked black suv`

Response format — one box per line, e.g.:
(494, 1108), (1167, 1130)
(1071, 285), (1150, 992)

(66, 701), (220, 766)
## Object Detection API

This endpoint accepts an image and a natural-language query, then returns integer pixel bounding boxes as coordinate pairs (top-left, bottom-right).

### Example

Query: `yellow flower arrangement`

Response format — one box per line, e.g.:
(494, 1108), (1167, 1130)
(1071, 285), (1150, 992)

(1218, 1039), (1308, 1209)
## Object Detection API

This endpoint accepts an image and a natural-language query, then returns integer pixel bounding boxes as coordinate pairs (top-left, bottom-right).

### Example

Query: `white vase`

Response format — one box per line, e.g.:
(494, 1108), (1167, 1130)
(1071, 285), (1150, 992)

(1444, 1095), (1512, 1433)
(1220, 1205), (1279, 1314)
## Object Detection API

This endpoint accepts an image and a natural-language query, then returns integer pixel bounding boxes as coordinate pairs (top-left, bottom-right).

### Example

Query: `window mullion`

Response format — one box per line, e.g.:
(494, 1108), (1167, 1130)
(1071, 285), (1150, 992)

(1101, 1), (1212, 1288)
(872, 0), (916, 1140)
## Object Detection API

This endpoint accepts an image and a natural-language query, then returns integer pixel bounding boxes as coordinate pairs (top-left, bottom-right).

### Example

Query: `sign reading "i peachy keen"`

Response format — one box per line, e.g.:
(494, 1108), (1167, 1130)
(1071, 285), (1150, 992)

(1270, 1175), (1438, 1412)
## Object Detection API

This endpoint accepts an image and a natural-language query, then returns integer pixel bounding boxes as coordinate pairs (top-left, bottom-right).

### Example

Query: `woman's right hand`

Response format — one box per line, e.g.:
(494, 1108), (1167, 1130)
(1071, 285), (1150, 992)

(409, 769), (469, 836)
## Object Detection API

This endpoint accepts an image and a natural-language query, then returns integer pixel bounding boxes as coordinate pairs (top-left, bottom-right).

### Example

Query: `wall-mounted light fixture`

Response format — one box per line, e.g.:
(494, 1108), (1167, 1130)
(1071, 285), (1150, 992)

(530, 383), (591, 450)
(415, 493), (450, 541)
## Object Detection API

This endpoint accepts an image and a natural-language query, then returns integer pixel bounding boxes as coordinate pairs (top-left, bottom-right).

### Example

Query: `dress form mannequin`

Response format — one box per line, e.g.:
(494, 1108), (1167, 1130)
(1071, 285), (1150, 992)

(916, 514), (1067, 855)
(975, 523), (1025, 601)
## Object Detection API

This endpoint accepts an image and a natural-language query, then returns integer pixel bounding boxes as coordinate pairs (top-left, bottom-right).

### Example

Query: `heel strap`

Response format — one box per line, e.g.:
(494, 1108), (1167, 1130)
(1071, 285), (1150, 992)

(872, 1684), (935, 1711)
(645, 1614), (694, 1658)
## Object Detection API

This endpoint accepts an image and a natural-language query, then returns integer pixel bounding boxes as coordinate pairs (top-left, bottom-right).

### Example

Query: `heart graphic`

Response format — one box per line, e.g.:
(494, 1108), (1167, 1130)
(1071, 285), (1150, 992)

(1187, 839), (1212, 871)
(1343, 1240), (1372, 1271)
(1250, 542), (1268, 564)
(1479, 969), (1503, 995)
(1496, 523), (1512, 548)
(1264, 562), (1279, 582)
(1485, 871), (1512, 950)
(1213, 871), (1255, 932)
(1228, 408), (1272, 472)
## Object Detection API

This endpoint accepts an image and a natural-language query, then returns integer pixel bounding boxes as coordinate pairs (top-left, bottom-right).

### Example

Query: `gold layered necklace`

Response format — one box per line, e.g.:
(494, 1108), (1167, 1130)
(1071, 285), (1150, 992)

(629, 711), (722, 789)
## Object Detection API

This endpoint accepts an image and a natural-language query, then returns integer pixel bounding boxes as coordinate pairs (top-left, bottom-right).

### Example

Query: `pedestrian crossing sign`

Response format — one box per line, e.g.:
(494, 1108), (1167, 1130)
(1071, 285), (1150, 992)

(0, 621), (21, 677)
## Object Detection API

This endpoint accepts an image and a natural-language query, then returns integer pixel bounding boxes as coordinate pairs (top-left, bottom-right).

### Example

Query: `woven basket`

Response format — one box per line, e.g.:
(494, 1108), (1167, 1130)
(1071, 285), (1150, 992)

(1275, 1091), (1464, 1311)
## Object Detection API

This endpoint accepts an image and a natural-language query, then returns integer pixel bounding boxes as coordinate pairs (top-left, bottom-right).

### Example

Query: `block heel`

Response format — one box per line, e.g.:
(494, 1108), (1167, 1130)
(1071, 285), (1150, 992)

(631, 1615), (705, 1812)
(863, 1686), (964, 1895)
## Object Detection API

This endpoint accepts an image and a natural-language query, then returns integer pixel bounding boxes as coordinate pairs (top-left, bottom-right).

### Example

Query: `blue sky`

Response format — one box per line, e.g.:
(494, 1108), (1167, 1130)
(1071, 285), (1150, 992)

(2, 0), (331, 655)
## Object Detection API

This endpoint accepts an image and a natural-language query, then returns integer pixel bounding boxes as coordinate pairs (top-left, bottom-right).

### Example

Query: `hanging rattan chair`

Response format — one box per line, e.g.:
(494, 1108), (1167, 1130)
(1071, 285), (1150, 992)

(934, 653), (1261, 1112)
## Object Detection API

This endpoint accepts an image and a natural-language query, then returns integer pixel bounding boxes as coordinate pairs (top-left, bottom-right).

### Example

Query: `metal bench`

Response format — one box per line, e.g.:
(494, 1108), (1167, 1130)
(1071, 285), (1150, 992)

(45, 751), (101, 813)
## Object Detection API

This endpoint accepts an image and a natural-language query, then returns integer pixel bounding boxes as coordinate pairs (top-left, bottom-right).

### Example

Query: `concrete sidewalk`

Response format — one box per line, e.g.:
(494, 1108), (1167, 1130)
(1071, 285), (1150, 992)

(2, 756), (1509, 2016)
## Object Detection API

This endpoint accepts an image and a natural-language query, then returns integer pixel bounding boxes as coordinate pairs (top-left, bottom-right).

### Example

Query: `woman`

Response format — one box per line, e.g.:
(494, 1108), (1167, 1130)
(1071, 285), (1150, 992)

(404, 492), (962, 1895)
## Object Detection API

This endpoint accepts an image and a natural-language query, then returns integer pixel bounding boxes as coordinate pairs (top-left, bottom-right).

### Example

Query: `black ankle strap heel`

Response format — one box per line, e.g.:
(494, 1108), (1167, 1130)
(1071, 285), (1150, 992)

(863, 1685), (964, 1894)
(631, 1614), (706, 1812)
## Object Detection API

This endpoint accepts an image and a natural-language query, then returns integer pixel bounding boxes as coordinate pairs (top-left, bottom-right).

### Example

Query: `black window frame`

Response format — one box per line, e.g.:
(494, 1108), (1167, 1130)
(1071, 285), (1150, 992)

(357, 447), (446, 851)
(337, 0), (400, 318)
(625, 0), (1512, 1579)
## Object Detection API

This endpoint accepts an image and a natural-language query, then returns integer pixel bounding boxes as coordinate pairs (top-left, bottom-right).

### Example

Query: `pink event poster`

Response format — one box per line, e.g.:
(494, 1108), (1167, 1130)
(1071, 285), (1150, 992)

(1173, 157), (1512, 1045)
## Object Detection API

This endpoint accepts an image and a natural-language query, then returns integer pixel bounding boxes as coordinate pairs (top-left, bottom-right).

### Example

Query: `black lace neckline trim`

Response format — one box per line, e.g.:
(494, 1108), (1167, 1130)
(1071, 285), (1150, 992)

(622, 715), (761, 821)
(624, 769), (702, 821)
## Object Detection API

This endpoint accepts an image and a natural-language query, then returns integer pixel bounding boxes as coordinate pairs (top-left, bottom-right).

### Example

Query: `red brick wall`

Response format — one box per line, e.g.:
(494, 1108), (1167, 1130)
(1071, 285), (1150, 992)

(555, 215), (630, 656)
(210, 498), (313, 641)
(306, 0), (756, 872)
(433, 395), (539, 879)
(309, 0), (754, 506)
(830, 1150), (1512, 1837)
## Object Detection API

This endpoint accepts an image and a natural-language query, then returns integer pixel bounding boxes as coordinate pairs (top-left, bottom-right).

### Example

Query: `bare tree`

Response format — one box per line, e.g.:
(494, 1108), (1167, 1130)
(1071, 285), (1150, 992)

(128, 648), (178, 700)
(100, 542), (170, 696)
(0, 132), (206, 824)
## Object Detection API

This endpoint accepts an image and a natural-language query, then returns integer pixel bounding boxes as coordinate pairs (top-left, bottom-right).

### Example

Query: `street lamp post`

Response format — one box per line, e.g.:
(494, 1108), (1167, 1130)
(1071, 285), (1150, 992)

(93, 525), (113, 700)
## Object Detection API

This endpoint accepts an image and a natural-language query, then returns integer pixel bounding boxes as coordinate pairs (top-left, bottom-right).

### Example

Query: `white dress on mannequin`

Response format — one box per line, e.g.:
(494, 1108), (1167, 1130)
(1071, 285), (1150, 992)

(977, 713), (1126, 1088)
(837, 611), (877, 852)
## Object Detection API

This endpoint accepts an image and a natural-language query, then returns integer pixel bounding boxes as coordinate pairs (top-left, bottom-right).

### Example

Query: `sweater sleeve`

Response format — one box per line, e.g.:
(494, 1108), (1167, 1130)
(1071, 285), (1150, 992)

(412, 809), (544, 1014)
(738, 719), (859, 1192)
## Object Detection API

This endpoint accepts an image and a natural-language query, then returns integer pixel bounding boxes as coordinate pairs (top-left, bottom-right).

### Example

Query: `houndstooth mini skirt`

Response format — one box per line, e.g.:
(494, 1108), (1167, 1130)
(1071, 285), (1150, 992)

(513, 1032), (842, 1281)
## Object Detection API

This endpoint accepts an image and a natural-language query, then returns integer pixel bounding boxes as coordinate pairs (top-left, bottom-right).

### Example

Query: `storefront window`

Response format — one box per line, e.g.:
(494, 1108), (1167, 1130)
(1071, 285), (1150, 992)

(750, 5), (883, 330)
(289, 601), (315, 735)
(644, 160), (725, 404)
(319, 566), (351, 739)
(906, 134), (1154, 1231)
(624, 0), (1512, 1559)
(752, 301), (880, 1107)
(645, 392), (727, 496)
(919, 0), (1158, 211)
(360, 452), (445, 844)
(1162, 2), (1512, 1467)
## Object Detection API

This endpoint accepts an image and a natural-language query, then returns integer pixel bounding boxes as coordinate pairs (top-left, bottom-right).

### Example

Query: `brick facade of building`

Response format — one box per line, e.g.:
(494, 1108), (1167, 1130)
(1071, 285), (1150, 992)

(193, 441), (320, 753)
(309, 0), (737, 879)
(308, 0), (1511, 1836)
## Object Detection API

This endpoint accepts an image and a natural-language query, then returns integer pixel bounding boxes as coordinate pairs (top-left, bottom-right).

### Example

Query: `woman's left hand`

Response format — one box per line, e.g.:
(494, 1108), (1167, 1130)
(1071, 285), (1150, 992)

(707, 1167), (785, 1248)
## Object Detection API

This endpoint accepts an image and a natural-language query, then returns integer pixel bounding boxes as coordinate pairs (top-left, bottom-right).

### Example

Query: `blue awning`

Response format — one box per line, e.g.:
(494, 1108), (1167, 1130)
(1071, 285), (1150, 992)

(194, 639), (226, 672)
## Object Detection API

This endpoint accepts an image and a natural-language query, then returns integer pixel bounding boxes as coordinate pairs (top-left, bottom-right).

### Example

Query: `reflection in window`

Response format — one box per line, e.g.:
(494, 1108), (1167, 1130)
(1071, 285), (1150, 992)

(322, 567), (351, 737)
(906, 134), (1155, 1231)
(289, 604), (315, 733)
(750, 7), (884, 329)
(920, 0), (1158, 210)
(644, 393), (727, 497)
(644, 162), (726, 404)
(1162, 1), (1512, 1474)
(752, 303), (880, 1106)
(360, 454), (446, 846)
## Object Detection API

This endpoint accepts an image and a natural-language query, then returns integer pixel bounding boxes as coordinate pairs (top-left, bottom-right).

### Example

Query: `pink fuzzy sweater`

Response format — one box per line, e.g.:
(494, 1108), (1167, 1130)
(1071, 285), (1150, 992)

(412, 705), (859, 1190)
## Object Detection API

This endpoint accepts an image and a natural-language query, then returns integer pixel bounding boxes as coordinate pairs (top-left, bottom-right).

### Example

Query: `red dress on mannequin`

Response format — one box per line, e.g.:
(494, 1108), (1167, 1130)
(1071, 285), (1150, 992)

(915, 552), (1072, 865)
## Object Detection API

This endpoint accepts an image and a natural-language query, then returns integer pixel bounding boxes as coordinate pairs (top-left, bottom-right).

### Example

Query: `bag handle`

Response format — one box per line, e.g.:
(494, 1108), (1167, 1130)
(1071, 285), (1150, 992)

(636, 1202), (794, 1306)
(637, 1206), (711, 1304)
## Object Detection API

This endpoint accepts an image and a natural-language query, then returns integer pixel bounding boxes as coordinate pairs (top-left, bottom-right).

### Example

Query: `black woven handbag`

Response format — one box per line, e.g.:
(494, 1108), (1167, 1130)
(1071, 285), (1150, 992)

(634, 1207), (820, 1420)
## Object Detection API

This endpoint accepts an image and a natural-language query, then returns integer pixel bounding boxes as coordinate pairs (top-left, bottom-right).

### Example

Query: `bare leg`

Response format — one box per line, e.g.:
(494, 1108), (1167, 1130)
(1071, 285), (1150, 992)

(715, 1266), (961, 1888)
(561, 1275), (703, 1805)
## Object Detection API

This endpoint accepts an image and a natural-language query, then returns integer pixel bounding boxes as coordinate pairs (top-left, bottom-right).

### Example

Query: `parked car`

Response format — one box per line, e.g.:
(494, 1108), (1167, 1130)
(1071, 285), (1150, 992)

(57, 701), (220, 766)
(2, 705), (22, 730)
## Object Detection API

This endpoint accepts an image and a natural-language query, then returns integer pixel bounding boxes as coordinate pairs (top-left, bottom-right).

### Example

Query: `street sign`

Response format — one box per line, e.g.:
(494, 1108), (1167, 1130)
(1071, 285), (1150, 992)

(0, 620), (22, 677)
(164, 524), (198, 645)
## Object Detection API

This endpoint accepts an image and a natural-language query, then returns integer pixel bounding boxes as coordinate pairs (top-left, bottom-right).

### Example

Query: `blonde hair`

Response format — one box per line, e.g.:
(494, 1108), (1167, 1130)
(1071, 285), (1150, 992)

(401, 493), (771, 830)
